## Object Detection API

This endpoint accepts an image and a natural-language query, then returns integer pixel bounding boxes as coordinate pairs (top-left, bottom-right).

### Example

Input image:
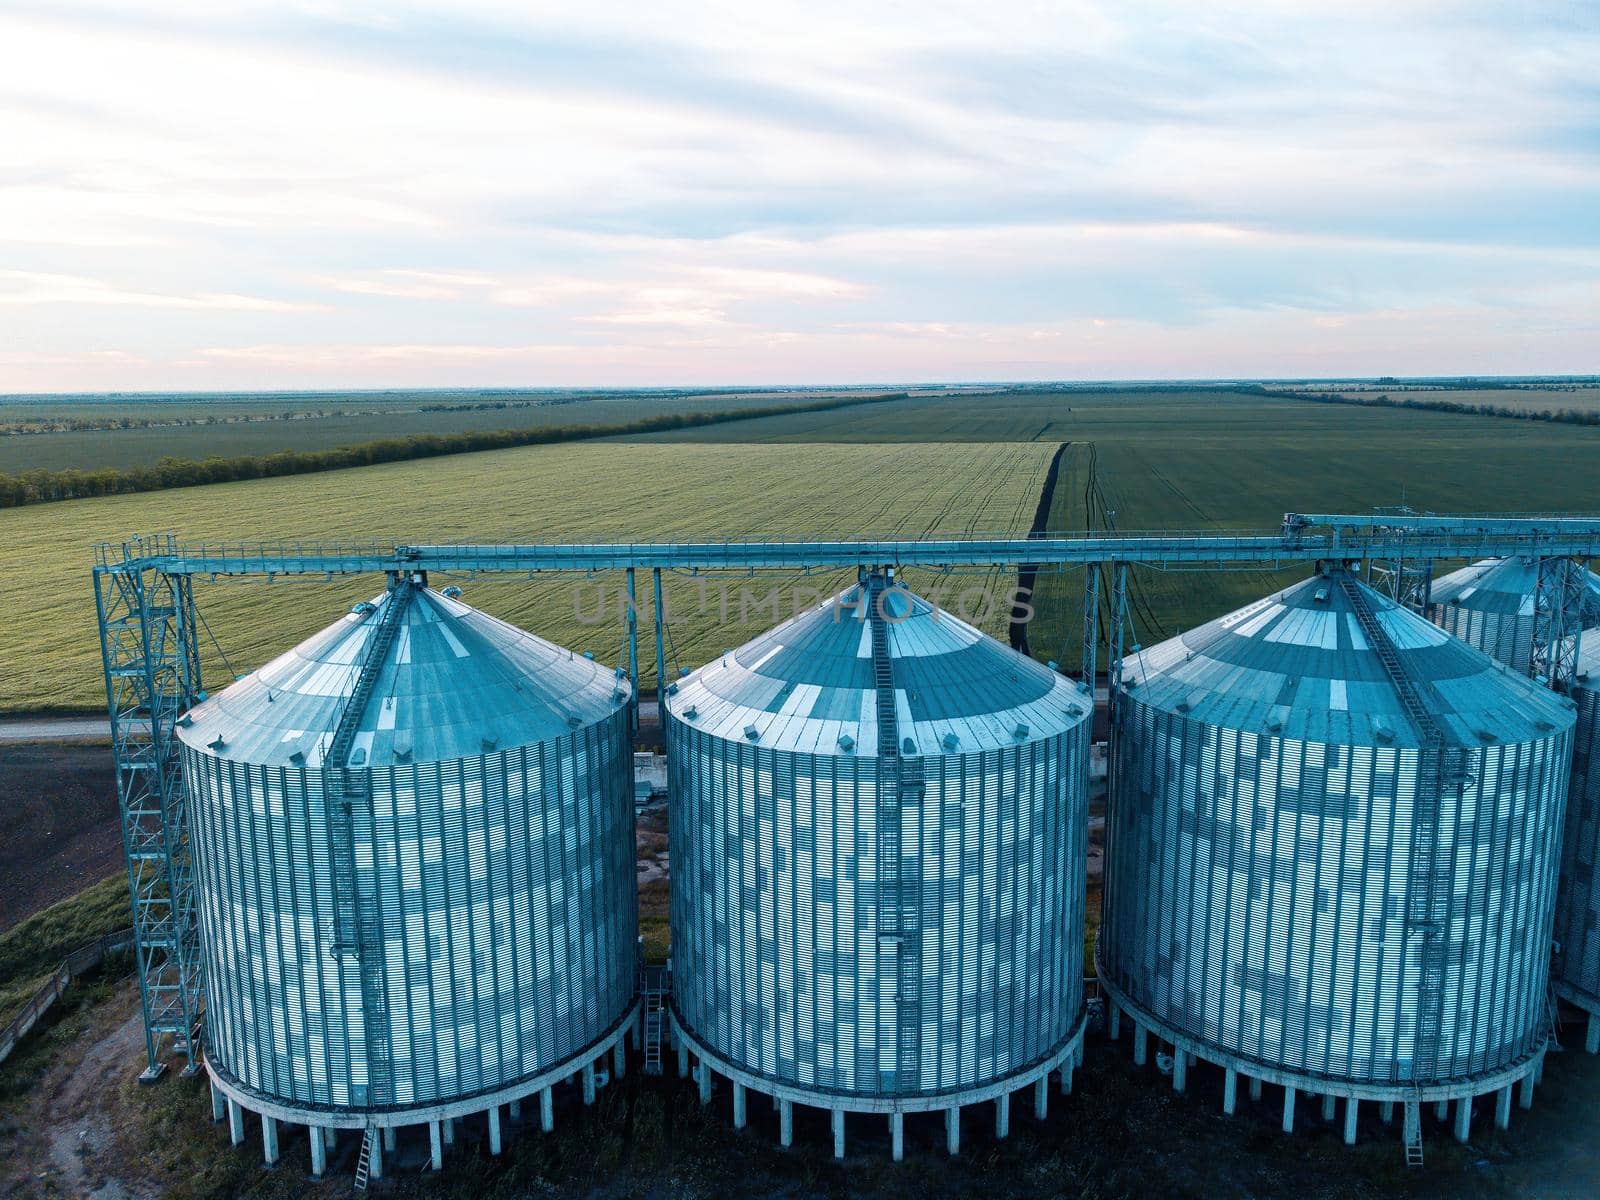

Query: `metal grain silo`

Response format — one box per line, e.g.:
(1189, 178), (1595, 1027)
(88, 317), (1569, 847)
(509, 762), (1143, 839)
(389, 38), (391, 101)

(177, 577), (638, 1177)
(1426, 557), (1600, 676)
(664, 570), (1091, 1159)
(1099, 564), (1574, 1150)
(1553, 637), (1600, 1053)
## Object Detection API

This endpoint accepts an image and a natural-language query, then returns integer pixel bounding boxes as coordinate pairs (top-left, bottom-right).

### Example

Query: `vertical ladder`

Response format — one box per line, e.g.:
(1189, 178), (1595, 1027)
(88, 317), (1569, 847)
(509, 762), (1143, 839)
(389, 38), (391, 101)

(326, 581), (413, 1107)
(1404, 1095), (1425, 1167)
(864, 573), (923, 1088)
(1545, 983), (1564, 1052)
(641, 964), (668, 1075)
(353, 1126), (374, 1191)
(1339, 574), (1467, 1142)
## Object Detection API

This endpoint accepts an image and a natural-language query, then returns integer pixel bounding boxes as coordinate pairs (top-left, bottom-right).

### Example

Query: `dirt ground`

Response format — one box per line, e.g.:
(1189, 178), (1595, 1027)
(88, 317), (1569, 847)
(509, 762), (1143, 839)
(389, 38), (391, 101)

(3, 975), (1600, 1200)
(0, 742), (120, 932)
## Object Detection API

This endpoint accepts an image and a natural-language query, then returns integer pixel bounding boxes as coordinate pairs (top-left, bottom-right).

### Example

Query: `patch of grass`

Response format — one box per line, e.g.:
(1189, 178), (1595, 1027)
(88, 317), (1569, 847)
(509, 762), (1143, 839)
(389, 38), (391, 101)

(0, 875), (127, 1028)
(1, 439), (1053, 712)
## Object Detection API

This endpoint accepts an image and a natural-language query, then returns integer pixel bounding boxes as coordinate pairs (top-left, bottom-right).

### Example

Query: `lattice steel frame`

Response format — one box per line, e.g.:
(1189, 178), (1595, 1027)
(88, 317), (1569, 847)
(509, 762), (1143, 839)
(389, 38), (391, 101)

(1532, 556), (1587, 692)
(94, 536), (204, 1079)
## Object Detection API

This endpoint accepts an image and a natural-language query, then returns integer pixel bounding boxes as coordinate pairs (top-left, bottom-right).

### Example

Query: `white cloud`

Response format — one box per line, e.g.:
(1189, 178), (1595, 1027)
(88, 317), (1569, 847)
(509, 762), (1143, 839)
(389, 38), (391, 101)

(0, 1), (1594, 387)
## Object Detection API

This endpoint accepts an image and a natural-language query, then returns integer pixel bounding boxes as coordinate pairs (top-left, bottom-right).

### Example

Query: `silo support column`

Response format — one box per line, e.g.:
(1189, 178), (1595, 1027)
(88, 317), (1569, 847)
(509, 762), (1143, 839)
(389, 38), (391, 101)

(209, 1079), (224, 1122)
(1248, 1076), (1262, 1103)
(1059, 1062), (1074, 1095)
(832, 1108), (845, 1159)
(443, 1117), (455, 1145)
(696, 1060), (711, 1106)
(1587, 1013), (1600, 1055)
(732, 1082), (747, 1129)
(614, 1040), (627, 1080)
(1343, 1099), (1359, 1146)
(309, 1127), (326, 1178)
(1380, 1101), (1393, 1123)
(1034, 1075), (1049, 1119)
(1223, 1068), (1237, 1115)
(1172, 1049), (1186, 1093)
(326, 1128), (336, 1150)
(1321, 1094), (1335, 1122)
(1519, 1067), (1535, 1110)
(510, 1099), (521, 1121)
(678, 1043), (690, 1079)
(489, 1105), (502, 1155)
(1495, 1086), (1512, 1129)
(583, 1062), (597, 1106)
(1281, 1086), (1296, 1134)
(890, 1112), (904, 1161)
(429, 1121), (443, 1171)
(227, 1099), (245, 1146)
(368, 1134), (383, 1181)
(1433, 1100), (1448, 1122)
(382, 1126), (396, 1153)
(996, 1092), (1011, 1139)
(1535, 1050), (1545, 1085)
(261, 1115), (279, 1167)
(1454, 1097), (1471, 1143)
(1132, 1024), (1147, 1066)
(779, 1100), (793, 1148)
(1108, 1002), (1120, 1041)
(541, 1087), (554, 1133)
(946, 1106), (960, 1156)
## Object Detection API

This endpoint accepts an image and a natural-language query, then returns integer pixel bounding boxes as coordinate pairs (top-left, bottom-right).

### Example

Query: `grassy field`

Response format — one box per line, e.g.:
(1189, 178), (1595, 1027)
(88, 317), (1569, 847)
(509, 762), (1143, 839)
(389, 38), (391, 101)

(0, 390), (872, 473)
(0, 876), (127, 1029)
(622, 388), (1600, 670)
(0, 438), (1052, 712)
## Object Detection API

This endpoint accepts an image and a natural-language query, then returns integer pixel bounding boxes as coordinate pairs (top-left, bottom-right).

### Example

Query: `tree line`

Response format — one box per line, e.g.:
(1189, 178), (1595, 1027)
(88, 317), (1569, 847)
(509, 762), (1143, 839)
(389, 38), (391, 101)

(0, 392), (908, 508)
(1254, 386), (1600, 427)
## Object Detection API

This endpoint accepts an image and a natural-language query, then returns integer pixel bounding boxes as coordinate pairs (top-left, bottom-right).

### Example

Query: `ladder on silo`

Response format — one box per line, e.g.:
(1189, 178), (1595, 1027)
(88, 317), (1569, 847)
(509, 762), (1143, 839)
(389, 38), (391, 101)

(1403, 1093), (1425, 1167)
(353, 1126), (375, 1190)
(1340, 574), (1469, 1130)
(865, 573), (924, 1089)
(326, 580), (412, 1107)
(641, 964), (669, 1075)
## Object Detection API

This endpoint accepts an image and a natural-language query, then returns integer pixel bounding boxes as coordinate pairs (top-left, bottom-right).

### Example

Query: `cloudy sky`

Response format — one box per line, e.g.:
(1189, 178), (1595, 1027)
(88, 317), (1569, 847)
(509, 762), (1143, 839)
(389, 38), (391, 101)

(1, 1), (1596, 390)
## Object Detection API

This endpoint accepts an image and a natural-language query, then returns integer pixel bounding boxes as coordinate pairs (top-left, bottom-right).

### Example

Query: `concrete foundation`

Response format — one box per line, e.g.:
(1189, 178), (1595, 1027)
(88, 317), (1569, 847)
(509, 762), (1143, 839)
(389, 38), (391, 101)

(198, 1003), (640, 1180)
(668, 1009), (1082, 1160)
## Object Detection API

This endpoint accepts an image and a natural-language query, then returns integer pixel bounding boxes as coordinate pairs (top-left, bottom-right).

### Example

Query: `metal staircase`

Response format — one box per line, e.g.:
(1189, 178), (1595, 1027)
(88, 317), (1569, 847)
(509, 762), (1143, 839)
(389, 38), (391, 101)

(327, 580), (413, 1107)
(864, 573), (924, 1089)
(1339, 572), (1469, 1162)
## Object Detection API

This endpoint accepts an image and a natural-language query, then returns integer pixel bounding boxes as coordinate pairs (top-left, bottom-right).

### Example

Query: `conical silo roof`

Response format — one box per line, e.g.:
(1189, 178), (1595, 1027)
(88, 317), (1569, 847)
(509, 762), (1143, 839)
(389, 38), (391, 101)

(177, 582), (628, 768)
(1121, 567), (1574, 749)
(1430, 557), (1600, 626)
(668, 577), (1088, 755)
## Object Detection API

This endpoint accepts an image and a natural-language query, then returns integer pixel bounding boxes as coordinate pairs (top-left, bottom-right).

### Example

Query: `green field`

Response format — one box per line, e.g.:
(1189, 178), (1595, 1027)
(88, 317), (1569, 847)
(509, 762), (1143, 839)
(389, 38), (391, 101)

(0, 390), (875, 473)
(0, 439), (1052, 712)
(5, 386), (1600, 712)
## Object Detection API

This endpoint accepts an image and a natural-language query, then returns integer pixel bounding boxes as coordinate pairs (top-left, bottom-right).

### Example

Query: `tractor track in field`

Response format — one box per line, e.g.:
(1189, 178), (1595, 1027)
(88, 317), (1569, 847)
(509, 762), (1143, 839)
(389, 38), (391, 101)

(1010, 441), (1070, 654)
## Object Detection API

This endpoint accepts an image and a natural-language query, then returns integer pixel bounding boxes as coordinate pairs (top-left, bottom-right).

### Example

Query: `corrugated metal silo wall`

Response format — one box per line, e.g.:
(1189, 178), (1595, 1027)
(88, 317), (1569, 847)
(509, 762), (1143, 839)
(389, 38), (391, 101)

(1427, 603), (1535, 677)
(185, 707), (637, 1111)
(1555, 684), (1600, 1010)
(668, 718), (1087, 1098)
(1101, 696), (1570, 1084)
